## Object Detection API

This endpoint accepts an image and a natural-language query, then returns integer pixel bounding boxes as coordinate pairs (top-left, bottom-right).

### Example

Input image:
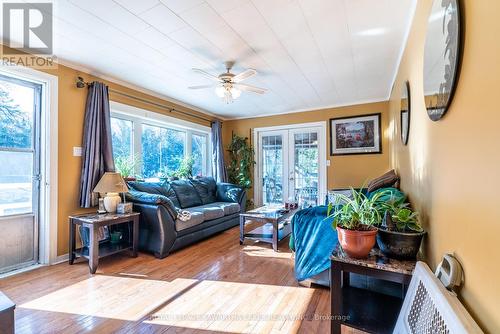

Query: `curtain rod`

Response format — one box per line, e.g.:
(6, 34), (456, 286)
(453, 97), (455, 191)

(76, 77), (216, 124)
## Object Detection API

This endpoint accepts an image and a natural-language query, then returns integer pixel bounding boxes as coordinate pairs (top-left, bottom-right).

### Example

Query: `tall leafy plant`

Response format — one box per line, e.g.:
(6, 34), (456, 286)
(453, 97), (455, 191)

(227, 134), (255, 191)
(327, 188), (388, 231)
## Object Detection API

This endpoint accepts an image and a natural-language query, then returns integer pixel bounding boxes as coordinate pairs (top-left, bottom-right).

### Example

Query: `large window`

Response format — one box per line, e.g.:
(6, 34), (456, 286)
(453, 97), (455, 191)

(110, 108), (210, 179)
(141, 124), (186, 178)
(192, 134), (207, 177)
(111, 117), (133, 161)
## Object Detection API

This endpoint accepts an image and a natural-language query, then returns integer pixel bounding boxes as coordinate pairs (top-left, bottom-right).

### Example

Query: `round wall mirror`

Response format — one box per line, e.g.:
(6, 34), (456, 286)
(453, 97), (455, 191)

(423, 0), (462, 121)
(401, 81), (411, 145)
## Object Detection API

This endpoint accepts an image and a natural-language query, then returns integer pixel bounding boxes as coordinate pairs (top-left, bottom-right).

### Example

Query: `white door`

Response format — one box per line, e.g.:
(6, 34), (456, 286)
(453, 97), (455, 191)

(255, 124), (326, 207)
(0, 73), (42, 274)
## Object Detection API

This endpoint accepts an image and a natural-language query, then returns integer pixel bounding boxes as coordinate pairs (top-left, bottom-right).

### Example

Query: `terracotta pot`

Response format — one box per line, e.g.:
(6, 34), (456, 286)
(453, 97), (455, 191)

(336, 226), (378, 258)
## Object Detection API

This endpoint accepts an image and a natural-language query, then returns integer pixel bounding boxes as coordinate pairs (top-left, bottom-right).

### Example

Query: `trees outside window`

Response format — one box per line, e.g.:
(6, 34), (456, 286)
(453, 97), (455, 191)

(111, 113), (209, 179)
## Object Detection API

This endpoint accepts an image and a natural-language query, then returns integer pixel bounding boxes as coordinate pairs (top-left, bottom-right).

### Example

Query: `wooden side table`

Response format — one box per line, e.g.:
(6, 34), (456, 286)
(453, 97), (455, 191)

(69, 212), (140, 274)
(0, 291), (15, 334)
(330, 246), (416, 334)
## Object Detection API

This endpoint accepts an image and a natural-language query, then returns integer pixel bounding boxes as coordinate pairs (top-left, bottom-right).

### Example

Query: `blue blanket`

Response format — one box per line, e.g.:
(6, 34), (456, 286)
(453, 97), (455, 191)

(292, 206), (338, 281)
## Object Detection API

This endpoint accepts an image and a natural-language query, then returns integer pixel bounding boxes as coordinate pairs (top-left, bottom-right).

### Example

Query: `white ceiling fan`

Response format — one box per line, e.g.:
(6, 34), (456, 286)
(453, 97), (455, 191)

(189, 61), (267, 104)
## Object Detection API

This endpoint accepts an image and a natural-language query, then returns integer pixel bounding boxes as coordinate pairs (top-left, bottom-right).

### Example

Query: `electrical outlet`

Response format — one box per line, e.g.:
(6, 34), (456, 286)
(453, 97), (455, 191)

(73, 147), (82, 157)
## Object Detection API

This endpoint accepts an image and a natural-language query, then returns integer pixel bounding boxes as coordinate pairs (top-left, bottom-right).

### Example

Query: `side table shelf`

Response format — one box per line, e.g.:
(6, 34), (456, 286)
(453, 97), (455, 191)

(330, 246), (416, 334)
(69, 212), (140, 274)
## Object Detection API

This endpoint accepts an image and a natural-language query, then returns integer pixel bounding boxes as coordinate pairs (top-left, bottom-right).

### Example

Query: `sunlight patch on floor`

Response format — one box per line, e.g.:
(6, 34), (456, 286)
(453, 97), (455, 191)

(241, 245), (293, 259)
(19, 275), (197, 321)
(145, 280), (315, 333)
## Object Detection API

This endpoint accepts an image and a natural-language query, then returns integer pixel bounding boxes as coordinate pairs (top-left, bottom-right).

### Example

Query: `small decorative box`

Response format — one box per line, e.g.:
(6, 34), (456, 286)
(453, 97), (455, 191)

(117, 202), (133, 214)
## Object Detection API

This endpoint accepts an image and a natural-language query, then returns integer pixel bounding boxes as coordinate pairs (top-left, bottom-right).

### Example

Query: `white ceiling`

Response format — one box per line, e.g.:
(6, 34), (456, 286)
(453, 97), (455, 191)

(5, 0), (416, 119)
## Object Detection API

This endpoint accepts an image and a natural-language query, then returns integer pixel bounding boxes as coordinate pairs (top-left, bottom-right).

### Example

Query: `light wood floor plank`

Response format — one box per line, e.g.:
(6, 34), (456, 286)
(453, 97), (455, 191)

(0, 226), (365, 333)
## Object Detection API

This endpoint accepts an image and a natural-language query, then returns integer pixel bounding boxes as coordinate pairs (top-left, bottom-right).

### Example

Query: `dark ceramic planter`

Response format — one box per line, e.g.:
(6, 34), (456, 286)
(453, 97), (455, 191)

(376, 228), (425, 260)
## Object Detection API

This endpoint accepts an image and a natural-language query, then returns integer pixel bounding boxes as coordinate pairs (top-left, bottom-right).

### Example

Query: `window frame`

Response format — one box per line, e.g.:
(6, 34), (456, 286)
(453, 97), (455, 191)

(109, 101), (211, 178)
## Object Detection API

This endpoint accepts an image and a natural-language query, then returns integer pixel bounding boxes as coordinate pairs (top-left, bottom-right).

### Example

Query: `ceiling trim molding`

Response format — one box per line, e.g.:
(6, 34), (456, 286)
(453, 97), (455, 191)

(387, 0), (418, 100)
(226, 97), (389, 121)
(56, 57), (225, 120)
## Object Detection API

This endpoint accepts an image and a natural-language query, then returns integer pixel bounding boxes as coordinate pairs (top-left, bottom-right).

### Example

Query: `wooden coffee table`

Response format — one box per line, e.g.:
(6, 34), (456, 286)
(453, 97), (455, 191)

(239, 206), (297, 251)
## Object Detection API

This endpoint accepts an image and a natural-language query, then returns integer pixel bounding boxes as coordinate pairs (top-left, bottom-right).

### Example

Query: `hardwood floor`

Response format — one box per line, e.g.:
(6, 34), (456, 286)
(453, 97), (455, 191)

(0, 226), (361, 334)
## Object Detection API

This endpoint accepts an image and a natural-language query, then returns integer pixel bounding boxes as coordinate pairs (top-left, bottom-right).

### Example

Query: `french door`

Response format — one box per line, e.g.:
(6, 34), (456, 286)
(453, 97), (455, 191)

(255, 123), (326, 207)
(0, 73), (42, 274)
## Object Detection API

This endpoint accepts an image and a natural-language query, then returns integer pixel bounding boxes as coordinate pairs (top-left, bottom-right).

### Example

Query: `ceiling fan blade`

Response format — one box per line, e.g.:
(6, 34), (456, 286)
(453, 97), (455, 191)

(192, 68), (221, 82)
(234, 83), (267, 94)
(232, 69), (257, 83)
(188, 84), (216, 90)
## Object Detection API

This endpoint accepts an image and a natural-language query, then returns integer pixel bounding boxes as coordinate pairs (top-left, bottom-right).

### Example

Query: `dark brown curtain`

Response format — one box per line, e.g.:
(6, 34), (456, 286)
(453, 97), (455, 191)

(79, 82), (115, 208)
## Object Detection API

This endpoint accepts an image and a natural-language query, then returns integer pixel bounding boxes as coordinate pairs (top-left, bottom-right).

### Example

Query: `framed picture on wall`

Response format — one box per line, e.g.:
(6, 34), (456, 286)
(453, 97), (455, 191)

(329, 113), (382, 155)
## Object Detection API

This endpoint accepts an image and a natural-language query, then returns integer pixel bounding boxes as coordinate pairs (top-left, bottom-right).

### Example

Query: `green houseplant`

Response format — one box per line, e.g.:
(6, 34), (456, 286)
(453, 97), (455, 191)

(226, 134), (255, 209)
(327, 188), (387, 258)
(171, 156), (195, 179)
(376, 199), (426, 259)
(115, 154), (141, 181)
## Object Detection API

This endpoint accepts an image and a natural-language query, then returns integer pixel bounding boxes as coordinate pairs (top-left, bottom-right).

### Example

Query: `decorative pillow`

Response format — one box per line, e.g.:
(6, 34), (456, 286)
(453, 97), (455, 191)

(367, 170), (400, 193)
(170, 180), (203, 208)
(190, 177), (217, 204)
(160, 181), (181, 208)
(368, 187), (406, 203)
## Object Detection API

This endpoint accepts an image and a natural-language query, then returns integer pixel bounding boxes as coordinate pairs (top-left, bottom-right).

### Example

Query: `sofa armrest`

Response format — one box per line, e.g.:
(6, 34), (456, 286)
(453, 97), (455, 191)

(216, 182), (245, 204)
(131, 203), (177, 258)
(126, 190), (178, 219)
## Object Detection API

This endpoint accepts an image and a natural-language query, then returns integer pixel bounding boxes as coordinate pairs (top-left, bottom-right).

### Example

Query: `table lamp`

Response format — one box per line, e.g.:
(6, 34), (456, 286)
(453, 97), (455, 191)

(93, 172), (129, 213)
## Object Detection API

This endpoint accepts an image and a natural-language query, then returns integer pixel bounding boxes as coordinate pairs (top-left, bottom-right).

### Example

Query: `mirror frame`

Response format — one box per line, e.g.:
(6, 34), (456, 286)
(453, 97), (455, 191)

(401, 81), (411, 146)
(423, 0), (463, 121)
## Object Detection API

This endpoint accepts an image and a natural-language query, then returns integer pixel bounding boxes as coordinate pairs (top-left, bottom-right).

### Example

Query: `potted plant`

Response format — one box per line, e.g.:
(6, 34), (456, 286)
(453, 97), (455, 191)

(171, 156), (195, 179)
(376, 200), (426, 260)
(115, 154), (141, 181)
(327, 188), (386, 258)
(226, 134), (255, 209)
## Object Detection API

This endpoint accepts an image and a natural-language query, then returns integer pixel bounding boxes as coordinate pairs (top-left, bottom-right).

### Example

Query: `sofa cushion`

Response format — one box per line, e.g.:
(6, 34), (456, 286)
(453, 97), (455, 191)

(125, 190), (178, 219)
(216, 183), (245, 203)
(127, 181), (181, 207)
(190, 177), (217, 204)
(127, 181), (164, 195)
(212, 202), (241, 215)
(188, 204), (225, 220)
(160, 181), (181, 207)
(367, 170), (400, 193)
(175, 211), (204, 232)
(170, 180), (203, 208)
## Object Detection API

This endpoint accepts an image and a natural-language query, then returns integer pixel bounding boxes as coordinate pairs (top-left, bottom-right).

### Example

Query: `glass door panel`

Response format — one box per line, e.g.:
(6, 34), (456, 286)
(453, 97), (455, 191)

(260, 132), (286, 206)
(0, 74), (41, 274)
(291, 130), (320, 207)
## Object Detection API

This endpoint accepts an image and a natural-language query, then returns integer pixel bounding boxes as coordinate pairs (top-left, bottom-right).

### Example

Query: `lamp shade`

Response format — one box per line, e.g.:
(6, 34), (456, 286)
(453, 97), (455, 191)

(93, 172), (129, 194)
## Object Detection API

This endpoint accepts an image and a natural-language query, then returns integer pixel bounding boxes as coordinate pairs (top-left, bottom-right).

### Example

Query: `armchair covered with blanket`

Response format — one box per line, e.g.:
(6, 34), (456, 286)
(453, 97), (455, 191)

(291, 170), (404, 286)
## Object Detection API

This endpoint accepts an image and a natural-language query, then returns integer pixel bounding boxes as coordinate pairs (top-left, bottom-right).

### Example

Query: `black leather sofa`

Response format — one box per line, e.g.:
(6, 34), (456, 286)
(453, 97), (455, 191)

(125, 177), (246, 258)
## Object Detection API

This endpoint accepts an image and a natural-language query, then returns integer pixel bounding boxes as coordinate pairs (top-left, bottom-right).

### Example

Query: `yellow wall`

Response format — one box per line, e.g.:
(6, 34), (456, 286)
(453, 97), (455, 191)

(222, 101), (390, 201)
(389, 0), (499, 332)
(1, 48), (215, 256)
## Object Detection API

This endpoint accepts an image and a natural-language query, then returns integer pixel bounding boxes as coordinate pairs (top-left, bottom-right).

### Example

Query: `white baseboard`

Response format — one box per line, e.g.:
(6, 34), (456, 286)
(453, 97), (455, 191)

(52, 253), (69, 265)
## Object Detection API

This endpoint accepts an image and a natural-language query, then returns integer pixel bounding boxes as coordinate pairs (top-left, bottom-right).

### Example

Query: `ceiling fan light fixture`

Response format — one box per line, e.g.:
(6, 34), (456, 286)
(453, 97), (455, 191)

(191, 63), (265, 103)
(230, 87), (241, 99)
(215, 86), (225, 98)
